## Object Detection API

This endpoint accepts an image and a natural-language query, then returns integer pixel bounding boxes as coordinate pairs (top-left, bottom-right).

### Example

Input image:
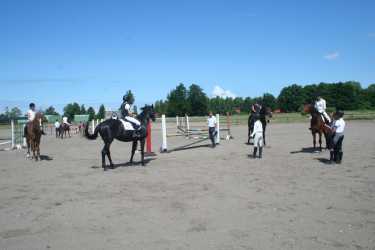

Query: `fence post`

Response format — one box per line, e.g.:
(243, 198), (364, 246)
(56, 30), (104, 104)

(11, 120), (15, 149)
(185, 115), (190, 137)
(216, 114), (220, 144)
(161, 115), (167, 152)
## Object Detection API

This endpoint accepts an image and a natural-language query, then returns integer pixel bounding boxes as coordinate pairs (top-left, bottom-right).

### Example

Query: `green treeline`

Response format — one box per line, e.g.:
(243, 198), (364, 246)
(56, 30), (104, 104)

(155, 81), (375, 116)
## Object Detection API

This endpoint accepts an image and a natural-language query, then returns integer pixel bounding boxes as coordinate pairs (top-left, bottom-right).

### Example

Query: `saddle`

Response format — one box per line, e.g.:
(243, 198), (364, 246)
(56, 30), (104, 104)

(119, 119), (136, 131)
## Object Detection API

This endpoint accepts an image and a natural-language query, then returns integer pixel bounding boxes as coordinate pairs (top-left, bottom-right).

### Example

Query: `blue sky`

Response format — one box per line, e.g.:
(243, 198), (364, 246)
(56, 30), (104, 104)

(1, 0), (374, 113)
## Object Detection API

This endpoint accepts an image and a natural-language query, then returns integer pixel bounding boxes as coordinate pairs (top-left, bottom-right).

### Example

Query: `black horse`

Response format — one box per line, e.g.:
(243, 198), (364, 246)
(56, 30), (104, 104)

(85, 105), (156, 170)
(248, 106), (272, 145)
(59, 123), (71, 139)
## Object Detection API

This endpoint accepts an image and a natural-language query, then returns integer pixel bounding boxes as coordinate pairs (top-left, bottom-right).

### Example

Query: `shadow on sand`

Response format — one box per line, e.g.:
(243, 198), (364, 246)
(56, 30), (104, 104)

(39, 155), (54, 161)
(290, 147), (323, 154)
(91, 157), (157, 170)
(315, 157), (335, 165)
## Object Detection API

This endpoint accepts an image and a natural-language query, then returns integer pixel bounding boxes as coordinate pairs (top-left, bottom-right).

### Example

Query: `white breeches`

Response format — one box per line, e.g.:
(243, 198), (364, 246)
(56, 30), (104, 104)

(125, 116), (141, 126)
(320, 111), (331, 122)
(254, 133), (263, 148)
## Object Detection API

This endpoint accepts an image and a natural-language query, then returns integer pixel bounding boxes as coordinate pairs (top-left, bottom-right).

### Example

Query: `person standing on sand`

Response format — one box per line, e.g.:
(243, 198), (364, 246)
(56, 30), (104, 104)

(54, 119), (60, 138)
(250, 114), (263, 158)
(329, 111), (345, 164)
(207, 112), (217, 148)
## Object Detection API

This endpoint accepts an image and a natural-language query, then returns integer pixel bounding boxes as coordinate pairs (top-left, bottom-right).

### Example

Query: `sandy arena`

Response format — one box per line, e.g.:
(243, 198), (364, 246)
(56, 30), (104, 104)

(0, 121), (374, 250)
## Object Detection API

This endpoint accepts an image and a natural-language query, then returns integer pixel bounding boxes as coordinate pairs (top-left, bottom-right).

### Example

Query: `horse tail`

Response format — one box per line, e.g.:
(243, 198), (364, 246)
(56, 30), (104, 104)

(85, 122), (99, 140)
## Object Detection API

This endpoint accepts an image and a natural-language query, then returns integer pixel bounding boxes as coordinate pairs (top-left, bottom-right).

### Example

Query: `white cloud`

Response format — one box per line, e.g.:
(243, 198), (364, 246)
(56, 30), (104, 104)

(212, 85), (236, 98)
(324, 52), (339, 60)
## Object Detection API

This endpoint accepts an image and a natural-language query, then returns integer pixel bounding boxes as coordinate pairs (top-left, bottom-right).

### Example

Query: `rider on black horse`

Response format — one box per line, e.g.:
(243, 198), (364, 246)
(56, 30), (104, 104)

(120, 95), (142, 139)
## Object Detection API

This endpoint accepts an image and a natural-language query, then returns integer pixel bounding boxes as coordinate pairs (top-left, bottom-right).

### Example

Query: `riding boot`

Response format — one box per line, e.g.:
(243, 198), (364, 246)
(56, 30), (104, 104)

(258, 147), (263, 159)
(337, 152), (343, 164)
(252, 148), (257, 158)
(329, 151), (335, 164)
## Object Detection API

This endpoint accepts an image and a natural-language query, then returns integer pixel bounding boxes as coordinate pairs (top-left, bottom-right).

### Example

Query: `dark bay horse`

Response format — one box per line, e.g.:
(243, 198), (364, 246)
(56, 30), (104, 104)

(304, 104), (331, 151)
(26, 112), (44, 160)
(248, 106), (272, 145)
(85, 105), (155, 170)
(59, 123), (71, 139)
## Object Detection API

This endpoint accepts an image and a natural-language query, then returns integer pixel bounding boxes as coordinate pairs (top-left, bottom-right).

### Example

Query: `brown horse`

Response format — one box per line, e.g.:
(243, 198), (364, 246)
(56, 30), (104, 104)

(303, 104), (330, 151)
(26, 112), (44, 160)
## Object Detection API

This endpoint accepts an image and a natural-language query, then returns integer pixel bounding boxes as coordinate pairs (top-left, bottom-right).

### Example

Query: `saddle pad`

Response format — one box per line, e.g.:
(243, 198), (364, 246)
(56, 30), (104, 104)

(120, 119), (134, 131)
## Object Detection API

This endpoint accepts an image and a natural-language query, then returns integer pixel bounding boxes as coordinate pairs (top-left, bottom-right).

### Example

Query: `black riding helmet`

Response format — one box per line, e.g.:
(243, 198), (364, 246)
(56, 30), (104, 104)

(335, 110), (344, 118)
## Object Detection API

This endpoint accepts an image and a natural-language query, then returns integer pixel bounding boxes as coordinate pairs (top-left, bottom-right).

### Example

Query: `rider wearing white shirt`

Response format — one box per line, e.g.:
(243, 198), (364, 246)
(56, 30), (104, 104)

(250, 115), (263, 158)
(24, 103), (45, 137)
(314, 96), (331, 123)
(207, 112), (217, 148)
(54, 120), (60, 138)
(62, 116), (71, 126)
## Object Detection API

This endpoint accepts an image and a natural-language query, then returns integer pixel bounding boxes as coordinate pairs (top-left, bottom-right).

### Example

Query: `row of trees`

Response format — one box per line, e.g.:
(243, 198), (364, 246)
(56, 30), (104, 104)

(0, 103), (106, 123)
(155, 81), (375, 116)
(60, 103), (105, 121)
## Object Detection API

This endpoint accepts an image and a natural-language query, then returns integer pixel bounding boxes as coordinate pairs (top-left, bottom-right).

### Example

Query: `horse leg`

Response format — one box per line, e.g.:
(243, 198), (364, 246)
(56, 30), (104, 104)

(140, 139), (146, 166)
(319, 132), (322, 151)
(130, 140), (138, 165)
(263, 125), (266, 146)
(36, 140), (40, 161)
(101, 144), (108, 170)
(32, 140), (37, 160)
(248, 126), (251, 144)
(105, 142), (114, 169)
(312, 132), (316, 149)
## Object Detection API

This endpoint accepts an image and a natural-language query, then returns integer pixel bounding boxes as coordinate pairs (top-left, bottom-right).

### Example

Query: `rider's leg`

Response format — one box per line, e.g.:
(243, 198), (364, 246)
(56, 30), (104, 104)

(125, 116), (141, 128)
(322, 111), (331, 123)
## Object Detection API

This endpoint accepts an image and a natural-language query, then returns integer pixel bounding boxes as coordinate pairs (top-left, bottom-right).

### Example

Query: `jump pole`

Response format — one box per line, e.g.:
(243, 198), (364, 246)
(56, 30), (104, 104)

(185, 115), (190, 137)
(11, 119), (15, 149)
(216, 114), (220, 144)
(91, 120), (95, 133)
(145, 121), (156, 156)
(161, 115), (168, 152)
(161, 113), (221, 152)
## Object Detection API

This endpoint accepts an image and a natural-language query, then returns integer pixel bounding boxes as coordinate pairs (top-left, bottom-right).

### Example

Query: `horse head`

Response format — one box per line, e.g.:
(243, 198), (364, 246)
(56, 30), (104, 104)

(35, 112), (44, 120)
(303, 104), (314, 114)
(139, 104), (156, 123)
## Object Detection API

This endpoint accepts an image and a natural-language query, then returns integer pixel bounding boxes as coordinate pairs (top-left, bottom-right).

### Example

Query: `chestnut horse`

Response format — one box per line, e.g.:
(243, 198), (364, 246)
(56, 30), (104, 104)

(26, 112), (44, 160)
(303, 104), (330, 151)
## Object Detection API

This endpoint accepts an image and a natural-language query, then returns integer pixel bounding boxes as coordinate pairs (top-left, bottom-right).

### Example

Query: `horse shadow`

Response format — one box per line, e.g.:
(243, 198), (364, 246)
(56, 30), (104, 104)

(39, 155), (54, 161)
(91, 157), (156, 170)
(315, 157), (333, 165)
(290, 147), (323, 154)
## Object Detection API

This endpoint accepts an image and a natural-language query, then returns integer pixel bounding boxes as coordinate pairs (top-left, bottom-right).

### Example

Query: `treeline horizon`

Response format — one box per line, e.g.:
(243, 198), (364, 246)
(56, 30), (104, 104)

(155, 81), (375, 116)
(0, 103), (107, 123)
(1, 81), (374, 122)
